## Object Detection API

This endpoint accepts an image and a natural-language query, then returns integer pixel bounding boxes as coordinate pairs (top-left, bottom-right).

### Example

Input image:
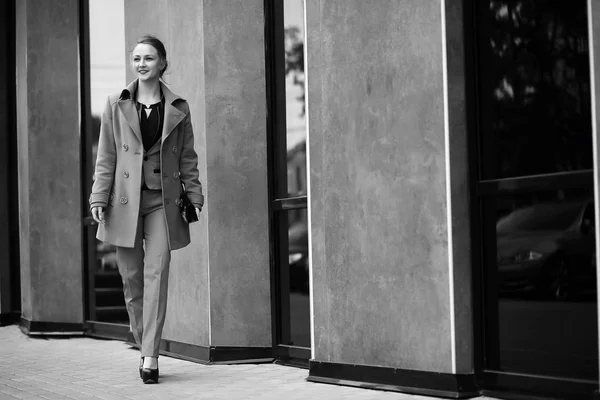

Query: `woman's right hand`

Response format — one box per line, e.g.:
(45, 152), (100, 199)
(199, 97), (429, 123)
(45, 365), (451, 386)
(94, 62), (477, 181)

(91, 206), (105, 225)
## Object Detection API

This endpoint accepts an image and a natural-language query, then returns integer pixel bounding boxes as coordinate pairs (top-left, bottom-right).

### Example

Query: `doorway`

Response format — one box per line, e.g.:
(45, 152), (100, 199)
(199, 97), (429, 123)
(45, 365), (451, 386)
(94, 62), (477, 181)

(470, 0), (599, 397)
(266, 0), (311, 366)
(81, 0), (129, 339)
(0, 0), (20, 324)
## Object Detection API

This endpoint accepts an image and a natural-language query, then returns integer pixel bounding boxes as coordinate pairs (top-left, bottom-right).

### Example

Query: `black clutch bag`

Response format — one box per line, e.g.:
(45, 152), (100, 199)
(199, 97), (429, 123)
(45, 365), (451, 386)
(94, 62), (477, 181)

(179, 183), (199, 223)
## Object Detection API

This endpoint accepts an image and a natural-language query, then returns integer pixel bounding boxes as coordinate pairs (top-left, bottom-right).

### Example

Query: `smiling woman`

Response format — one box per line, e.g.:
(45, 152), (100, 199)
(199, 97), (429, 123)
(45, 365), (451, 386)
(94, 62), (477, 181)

(89, 34), (204, 384)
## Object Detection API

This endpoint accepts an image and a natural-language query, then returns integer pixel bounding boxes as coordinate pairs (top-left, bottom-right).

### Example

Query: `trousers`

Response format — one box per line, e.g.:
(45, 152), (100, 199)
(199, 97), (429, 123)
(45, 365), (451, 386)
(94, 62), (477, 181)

(116, 189), (170, 358)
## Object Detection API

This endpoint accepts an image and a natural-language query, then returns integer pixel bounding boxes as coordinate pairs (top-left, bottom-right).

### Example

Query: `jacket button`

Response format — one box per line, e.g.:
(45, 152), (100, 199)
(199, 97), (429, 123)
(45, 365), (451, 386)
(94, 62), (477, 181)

(175, 198), (181, 206)
(173, 172), (179, 180)
(172, 146), (177, 153)
(123, 144), (129, 151)
(123, 171), (129, 178)
(120, 196), (128, 205)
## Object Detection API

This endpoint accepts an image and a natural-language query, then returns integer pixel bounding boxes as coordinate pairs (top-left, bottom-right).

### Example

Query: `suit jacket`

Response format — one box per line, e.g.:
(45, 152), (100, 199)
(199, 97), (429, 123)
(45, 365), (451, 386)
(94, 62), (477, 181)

(89, 80), (204, 250)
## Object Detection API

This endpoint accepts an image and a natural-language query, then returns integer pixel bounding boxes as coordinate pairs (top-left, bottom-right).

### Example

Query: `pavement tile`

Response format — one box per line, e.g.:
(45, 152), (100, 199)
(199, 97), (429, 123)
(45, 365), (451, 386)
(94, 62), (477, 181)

(0, 325), (499, 400)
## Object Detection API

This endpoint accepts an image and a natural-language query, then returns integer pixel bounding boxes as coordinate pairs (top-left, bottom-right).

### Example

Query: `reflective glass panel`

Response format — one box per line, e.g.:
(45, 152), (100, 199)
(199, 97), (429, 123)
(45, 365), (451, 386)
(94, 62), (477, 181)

(273, 0), (310, 350)
(87, 0), (127, 323)
(476, 0), (592, 180)
(279, 209), (310, 348)
(283, 0), (307, 197)
(482, 188), (598, 380)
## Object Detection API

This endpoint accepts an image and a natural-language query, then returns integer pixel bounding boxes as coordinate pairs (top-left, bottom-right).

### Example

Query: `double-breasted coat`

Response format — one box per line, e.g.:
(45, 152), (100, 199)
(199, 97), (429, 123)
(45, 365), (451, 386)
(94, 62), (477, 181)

(89, 80), (204, 250)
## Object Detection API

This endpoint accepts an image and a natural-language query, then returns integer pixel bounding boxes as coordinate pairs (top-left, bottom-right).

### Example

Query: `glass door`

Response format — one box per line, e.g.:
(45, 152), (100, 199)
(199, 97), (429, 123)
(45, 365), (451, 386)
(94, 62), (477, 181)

(82, 0), (129, 339)
(471, 0), (599, 397)
(266, 0), (311, 365)
(0, 0), (20, 324)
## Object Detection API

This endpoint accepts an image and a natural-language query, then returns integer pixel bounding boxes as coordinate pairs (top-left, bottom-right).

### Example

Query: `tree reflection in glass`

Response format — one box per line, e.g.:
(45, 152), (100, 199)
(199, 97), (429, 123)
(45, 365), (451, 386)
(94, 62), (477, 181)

(283, 0), (307, 197)
(478, 0), (592, 179)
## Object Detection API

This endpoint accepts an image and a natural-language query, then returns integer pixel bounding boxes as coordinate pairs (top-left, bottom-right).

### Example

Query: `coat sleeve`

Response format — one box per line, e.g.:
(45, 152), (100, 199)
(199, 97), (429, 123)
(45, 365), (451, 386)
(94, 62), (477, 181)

(89, 96), (117, 210)
(179, 105), (204, 209)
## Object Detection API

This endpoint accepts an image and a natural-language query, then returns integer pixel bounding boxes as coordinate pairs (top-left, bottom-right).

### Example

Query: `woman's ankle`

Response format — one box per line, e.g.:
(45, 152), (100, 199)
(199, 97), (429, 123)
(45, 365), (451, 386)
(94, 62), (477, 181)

(142, 356), (158, 369)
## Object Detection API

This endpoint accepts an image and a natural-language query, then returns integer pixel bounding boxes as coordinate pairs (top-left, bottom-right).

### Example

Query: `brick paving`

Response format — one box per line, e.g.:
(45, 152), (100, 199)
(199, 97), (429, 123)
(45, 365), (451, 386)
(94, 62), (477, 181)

(0, 325), (493, 400)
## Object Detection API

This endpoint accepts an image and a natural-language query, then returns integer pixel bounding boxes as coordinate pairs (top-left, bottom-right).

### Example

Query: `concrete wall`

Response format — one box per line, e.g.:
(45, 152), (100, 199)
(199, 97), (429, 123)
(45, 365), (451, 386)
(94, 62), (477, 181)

(124, 0), (271, 348)
(306, 0), (471, 373)
(15, 0), (83, 324)
(202, 0), (271, 347)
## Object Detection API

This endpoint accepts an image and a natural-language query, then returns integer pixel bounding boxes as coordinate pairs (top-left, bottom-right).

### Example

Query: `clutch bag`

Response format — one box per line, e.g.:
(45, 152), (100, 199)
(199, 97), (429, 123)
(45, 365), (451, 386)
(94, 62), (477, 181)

(179, 183), (199, 223)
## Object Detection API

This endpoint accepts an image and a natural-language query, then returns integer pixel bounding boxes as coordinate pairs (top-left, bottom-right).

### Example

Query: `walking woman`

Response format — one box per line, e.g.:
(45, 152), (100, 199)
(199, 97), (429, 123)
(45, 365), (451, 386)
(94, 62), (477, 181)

(89, 35), (204, 384)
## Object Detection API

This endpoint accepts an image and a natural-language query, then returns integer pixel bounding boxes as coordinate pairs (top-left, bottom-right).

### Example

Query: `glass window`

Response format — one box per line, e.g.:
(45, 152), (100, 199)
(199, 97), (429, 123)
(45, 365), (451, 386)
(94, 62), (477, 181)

(278, 0), (307, 198)
(476, 0), (593, 180)
(270, 0), (310, 353)
(474, 0), (598, 383)
(278, 209), (310, 348)
(482, 189), (597, 380)
(86, 0), (127, 323)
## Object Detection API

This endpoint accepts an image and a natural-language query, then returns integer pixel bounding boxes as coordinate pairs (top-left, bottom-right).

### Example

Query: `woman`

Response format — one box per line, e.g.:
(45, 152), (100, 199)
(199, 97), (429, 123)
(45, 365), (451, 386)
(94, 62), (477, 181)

(89, 35), (204, 384)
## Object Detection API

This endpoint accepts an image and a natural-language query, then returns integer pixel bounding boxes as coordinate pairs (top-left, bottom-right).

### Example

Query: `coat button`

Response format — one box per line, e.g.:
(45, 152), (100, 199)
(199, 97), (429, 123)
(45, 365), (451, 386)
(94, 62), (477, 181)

(120, 196), (128, 205)
(123, 144), (129, 151)
(173, 172), (179, 180)
(172, 146), (177, 153)
(123, 171), (129, 178)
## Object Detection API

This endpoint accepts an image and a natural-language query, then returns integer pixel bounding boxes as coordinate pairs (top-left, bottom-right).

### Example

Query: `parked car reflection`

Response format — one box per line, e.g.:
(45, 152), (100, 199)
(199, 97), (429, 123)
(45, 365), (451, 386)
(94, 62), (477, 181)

(288, 219), (309, 294)
(496, 200), (596, 300)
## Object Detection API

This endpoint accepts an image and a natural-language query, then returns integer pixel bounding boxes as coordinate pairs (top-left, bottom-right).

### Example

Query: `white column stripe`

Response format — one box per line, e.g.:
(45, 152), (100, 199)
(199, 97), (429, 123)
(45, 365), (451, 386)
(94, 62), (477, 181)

(303, 0), (316, 360)
(440, 0), (457, 374)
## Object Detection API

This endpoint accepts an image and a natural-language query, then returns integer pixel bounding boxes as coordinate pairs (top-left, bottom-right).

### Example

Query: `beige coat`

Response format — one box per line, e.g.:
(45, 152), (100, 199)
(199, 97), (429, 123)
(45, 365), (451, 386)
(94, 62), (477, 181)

(89, 80), (204, 250)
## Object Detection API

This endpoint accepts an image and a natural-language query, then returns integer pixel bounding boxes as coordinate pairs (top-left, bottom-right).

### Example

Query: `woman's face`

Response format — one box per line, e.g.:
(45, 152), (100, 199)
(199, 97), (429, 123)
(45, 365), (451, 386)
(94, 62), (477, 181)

(131, 43), (165, 82)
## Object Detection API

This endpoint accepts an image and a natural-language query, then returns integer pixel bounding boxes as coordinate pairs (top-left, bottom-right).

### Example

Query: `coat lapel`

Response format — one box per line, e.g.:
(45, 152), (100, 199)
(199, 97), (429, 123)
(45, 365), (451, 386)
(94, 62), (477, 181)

(161, 83), (185, 141)
(117, 81), (142, 144)
(117, 80), (186, 145)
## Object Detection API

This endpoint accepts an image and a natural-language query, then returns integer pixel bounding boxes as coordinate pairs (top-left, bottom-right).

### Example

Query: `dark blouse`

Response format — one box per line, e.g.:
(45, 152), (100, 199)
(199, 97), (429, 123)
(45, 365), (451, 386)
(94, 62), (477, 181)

(139, 99), (165, 151)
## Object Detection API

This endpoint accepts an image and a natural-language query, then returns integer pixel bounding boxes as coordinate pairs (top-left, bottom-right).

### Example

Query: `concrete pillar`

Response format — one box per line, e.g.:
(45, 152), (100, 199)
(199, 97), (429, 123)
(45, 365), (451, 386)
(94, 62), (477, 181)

(15, 0), (84, 330)
(124, 0), (271, 360)
(305, 0), (473, 395)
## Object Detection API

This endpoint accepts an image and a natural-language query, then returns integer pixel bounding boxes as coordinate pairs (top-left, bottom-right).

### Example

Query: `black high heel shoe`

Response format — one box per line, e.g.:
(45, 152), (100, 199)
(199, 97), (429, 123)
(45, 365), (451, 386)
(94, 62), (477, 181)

(141, 366), (159, 384)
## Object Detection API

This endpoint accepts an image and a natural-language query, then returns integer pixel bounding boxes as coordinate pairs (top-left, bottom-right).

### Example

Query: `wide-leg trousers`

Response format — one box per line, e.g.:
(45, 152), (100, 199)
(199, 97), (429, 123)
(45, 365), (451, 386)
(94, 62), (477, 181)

(116, 189), (171, 358)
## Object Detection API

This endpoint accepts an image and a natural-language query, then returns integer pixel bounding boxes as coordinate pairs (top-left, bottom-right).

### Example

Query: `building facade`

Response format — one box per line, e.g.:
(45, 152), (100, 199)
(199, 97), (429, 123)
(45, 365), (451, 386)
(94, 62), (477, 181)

(1, 0), (600, 398)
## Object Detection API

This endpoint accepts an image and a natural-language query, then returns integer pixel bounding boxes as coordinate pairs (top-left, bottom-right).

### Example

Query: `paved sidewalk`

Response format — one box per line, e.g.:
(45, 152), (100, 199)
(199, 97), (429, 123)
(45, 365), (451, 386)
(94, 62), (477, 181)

(0, 325), (491, 400)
